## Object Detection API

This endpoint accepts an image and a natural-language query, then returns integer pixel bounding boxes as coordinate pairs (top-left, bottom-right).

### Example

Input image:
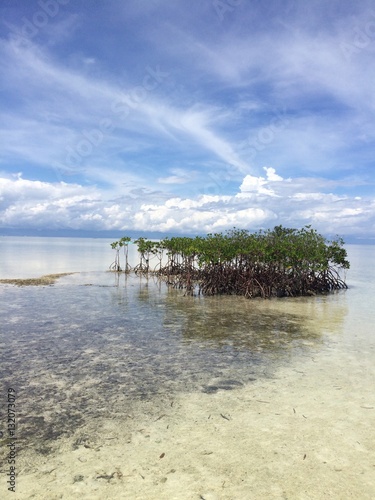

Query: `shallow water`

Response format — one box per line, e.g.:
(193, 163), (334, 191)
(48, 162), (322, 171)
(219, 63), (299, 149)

(0, 271), (341, 451)
(0, 239), (374, 498)
(0, 236), (142, 278)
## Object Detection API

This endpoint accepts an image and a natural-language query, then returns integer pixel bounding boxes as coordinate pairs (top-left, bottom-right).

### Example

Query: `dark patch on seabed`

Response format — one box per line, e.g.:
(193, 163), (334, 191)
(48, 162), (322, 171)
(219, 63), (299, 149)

(0, 272), (330, 458)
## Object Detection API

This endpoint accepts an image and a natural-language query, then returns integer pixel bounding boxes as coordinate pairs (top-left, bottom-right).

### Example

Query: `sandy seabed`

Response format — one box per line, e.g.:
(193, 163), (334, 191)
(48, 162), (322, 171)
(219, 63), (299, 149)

(5, 341), (375, 500)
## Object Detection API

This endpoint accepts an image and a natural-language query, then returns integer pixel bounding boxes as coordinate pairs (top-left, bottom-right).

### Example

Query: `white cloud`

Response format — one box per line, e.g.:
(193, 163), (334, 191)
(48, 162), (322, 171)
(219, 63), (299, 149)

(1, 2), (374, 239)
(265, 167), (284, 182)
(0, 37), (254, 186)
(1, 170), (374, 237)
(239, 175), (276, 196)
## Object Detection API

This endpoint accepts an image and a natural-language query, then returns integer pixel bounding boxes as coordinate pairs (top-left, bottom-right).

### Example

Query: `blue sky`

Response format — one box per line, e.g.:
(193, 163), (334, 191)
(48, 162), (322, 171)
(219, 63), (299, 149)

(1, 0), (375, 239)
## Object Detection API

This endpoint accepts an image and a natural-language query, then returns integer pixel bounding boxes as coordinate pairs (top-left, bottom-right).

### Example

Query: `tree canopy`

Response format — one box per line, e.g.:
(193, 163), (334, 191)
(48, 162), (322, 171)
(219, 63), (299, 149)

(110, 225), (349, 298)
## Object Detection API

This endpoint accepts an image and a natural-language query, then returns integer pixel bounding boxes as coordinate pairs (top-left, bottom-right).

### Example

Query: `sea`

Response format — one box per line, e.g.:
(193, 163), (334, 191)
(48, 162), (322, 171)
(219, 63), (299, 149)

(0, 236), (374, 498)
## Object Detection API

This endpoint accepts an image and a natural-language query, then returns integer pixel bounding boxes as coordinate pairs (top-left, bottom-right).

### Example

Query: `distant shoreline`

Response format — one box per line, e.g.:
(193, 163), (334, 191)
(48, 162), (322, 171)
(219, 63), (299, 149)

(1, 231), (375, 245)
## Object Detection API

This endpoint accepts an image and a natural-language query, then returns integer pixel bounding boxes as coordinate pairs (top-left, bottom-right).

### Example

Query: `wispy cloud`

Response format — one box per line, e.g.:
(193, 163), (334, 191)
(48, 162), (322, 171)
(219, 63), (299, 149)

(0, 1), (374, 237)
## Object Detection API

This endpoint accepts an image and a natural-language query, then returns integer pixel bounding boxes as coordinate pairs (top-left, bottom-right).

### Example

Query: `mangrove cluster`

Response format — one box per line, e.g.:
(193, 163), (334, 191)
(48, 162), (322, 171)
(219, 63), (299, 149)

(110, 225), (350, 298)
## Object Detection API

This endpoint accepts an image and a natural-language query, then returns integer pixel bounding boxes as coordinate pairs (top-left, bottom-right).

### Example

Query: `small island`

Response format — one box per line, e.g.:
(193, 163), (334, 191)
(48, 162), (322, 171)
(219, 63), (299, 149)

(110, 225), (349, 298)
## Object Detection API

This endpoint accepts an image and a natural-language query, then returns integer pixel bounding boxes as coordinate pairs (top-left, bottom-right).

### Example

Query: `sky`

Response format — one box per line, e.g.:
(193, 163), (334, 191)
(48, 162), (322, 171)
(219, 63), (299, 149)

(1, 0), (375, 240)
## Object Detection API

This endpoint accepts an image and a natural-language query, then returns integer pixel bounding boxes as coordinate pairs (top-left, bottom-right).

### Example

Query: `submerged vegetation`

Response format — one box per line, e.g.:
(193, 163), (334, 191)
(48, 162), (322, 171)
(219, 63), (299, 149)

(110, 225), (349, 298)
(0, 273), (75, 286)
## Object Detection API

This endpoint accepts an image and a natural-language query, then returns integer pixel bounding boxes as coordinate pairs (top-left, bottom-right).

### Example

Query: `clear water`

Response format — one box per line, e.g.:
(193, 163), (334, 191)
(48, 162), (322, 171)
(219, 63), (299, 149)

(0, 236), (137, 278)
(0, 238), (374, 460)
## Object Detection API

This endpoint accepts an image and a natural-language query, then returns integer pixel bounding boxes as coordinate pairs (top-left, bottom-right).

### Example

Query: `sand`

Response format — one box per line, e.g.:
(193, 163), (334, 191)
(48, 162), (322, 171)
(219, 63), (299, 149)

(0, 274), (75, 287)
(6, 345), (375, 500)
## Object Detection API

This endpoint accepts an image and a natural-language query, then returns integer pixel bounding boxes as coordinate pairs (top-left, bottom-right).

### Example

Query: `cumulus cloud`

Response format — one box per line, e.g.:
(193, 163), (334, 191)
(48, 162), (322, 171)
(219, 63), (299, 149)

(1, 169), (374, 237)
(265, 167), (284, 182)
(1, 2), (374, 239)
(239, 167), (288, 196)
(0, 175), (102, 229)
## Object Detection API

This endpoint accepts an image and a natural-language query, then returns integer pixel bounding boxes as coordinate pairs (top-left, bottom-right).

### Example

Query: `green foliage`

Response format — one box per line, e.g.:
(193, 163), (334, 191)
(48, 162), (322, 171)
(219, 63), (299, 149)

(109, 236), (132, 272)
(157, 225), (349, 296)
(108, 226), (349, 297)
